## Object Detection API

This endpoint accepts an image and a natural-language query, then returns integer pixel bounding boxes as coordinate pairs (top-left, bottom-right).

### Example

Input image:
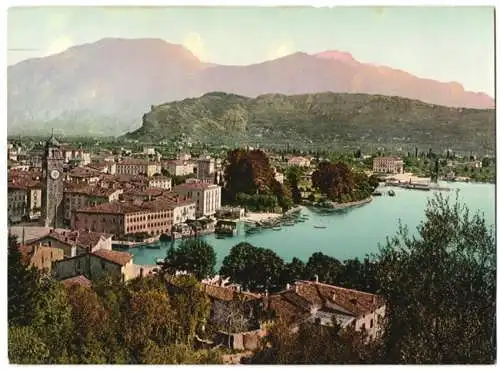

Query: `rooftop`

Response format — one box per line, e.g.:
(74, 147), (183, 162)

(25, 229), (113, 251)
(267, 281), (384, 322)
(91, 249), (132, 266)
(175, 182), (219, 191)
(62, 275), (92, 288)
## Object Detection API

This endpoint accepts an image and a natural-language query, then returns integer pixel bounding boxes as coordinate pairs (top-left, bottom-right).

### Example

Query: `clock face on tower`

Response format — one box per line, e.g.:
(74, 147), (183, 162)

(50, 169), (60, 180)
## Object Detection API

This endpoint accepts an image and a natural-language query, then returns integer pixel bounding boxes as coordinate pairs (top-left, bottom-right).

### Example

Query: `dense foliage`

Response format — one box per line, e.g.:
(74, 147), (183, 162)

(7, 239), (222, 364)
(376, 192), (496, 363)
(223, 148), (292, 211)
(219, 242), (379, 294)
(311, 161), (378, 202)
(162, 238), (217, 280)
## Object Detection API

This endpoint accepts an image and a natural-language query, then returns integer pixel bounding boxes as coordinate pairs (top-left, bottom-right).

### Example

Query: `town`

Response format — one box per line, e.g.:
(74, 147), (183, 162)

(7, 132), (496, 364)
(6, 6), (496, 366)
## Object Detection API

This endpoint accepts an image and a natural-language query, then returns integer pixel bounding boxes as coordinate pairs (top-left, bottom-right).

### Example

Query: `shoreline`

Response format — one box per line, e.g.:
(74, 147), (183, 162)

(313, 196), (373, 211)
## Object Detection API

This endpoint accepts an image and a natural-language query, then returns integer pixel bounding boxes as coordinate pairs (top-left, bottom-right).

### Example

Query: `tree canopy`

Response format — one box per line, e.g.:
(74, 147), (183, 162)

(163, 238), (216, 280)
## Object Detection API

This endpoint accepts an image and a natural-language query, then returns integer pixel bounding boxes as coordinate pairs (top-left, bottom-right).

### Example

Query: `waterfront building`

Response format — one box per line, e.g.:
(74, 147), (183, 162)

(72, 196), (195, 237)
(373, 156), (404, 174)
(174, 182), (221, 218)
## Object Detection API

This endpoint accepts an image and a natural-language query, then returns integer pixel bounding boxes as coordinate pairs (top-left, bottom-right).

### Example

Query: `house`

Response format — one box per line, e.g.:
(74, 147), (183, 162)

(19, 244), (65, 274)
(8, 178), (42, 223)
(287, 156), (311, 168)
(24, 229), (113, 258)
(174, 183), (222, 218)
(265, 280), (386, 340)
(52, 248), (137, 282)
(373, 157), (404, 174)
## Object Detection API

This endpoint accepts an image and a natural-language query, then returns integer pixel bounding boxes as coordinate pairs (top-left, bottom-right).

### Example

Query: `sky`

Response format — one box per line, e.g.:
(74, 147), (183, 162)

(7, 6), (495, 96)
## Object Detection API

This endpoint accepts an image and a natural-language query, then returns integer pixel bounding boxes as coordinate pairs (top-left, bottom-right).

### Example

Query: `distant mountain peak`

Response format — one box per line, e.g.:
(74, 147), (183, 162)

(314, 50), (359, 64)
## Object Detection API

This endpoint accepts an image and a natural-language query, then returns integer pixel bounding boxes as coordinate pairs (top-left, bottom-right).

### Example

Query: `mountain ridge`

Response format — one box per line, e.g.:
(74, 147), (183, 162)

(127, 91), (495, 152)
(7, 38), (494, 136)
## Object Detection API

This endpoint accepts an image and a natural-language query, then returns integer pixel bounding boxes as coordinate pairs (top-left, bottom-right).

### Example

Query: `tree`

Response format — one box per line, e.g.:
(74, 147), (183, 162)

(32, 279), (73, 363)
(482, 157), (491, 168)
(123, 287), (176, 360)
(249, 319), (378, 364)
(167, 274), (211, 345)
(311, 162), (356, 202)
(162, 238), (216, 280)
(377, 193), (495, 363)
(280, 257), (306, 285)
(285, 166), (303, 204)
(304, 252), (344, 284)
(8, 326), (49, 364)
(220, 242), (285, 292)
(67, 286), (109, 363)
(8, 234), (40, 326)
(212, 298), (250, 336)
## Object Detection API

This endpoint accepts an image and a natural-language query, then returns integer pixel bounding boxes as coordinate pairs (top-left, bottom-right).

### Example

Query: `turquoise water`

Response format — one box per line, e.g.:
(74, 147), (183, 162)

(127, 182), (495, 269)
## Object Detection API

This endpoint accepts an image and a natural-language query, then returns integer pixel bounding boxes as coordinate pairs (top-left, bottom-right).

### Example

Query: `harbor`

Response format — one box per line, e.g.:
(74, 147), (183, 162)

(124, 182), (494, 270)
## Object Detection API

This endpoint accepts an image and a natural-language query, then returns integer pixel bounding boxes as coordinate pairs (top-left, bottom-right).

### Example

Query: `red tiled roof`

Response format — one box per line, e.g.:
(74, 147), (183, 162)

(24, 229), (112, 252)
(267, 281), (385, 322)
(76, 201), (145, 215)
(91, 249), (132, 266)
(62, 275), (92, 288)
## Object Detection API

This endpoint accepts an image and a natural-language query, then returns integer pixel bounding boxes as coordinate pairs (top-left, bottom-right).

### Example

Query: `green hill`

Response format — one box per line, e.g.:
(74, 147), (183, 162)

(126, 92), (495, 152)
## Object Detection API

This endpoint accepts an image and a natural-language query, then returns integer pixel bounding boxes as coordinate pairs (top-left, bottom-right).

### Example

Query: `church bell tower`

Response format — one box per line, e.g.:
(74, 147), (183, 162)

(41, 132), (64, 228)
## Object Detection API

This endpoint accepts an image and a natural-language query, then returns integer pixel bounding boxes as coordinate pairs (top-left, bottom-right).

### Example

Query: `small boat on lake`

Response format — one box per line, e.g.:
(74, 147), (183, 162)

(372, 191), (382, 196)
(155, 258), (165, 265)
(314, 225), (327, 229)
(272, 227), (282, 231)
(388, 190), (396, 197)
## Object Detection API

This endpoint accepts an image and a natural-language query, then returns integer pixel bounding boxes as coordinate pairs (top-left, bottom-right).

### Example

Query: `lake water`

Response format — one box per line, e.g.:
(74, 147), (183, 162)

(127, 182), (495, 269)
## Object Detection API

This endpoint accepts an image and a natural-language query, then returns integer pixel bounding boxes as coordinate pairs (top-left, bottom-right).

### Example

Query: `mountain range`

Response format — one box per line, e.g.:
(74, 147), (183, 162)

(127, 91), (494, 152)
(7, 37), (495, 137)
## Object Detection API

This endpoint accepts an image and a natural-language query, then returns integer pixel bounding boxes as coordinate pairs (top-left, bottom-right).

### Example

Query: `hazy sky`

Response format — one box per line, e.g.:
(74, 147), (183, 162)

(7, 6), (495, 96)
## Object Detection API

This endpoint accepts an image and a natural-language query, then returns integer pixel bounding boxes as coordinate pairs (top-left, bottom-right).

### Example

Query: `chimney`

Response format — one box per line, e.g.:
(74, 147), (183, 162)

(70, 246), (77, 257)
(314, 274), (319, 283)
(372, 296), (377, 305)
(286, 283), (290, 290)
(265, 289), (268, 297)
(332, 293), (337, 302)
